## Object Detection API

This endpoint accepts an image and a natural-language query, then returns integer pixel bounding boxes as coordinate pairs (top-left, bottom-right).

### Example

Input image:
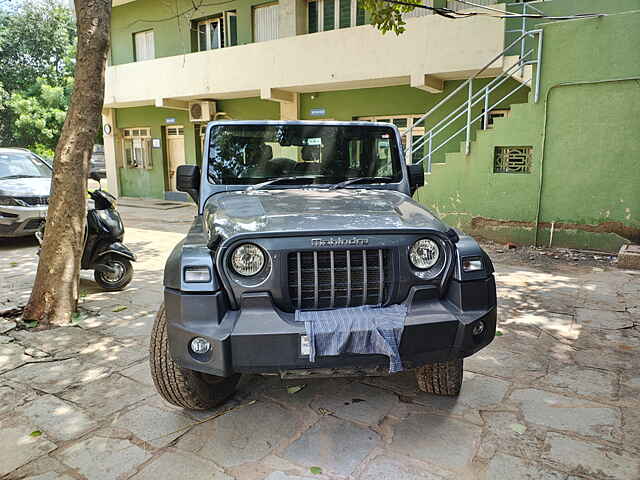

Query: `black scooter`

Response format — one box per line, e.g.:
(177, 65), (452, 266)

(37, 173), (136, 291)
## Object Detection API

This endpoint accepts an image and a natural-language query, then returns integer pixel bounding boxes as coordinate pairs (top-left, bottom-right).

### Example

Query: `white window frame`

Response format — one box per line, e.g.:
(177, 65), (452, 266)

(134, 30), (155, 62)
(224, 11), (237, 46)
(197, 17), (224, 51)
(122, 128), (152, 169)
(253, 2), (280, 43)
(358, 115), (425, 164)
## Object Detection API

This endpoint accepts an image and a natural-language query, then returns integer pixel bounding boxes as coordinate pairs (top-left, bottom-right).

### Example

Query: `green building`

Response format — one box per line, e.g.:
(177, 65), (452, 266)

(103, 0), (640, 251)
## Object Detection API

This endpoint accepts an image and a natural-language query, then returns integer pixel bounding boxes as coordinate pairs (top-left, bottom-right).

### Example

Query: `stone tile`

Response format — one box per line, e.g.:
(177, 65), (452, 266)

(361, 371), (421, 396)
(389, 413), (481, 472)
(543, 432), (640, 480)
(359, 455), (448, 480)
(102, 312), (155, 339)
(311, 382), (397, 425)
(477, 411), (544, 461)
(0, 319), (16, 334)
(0, 334), (14, 343)
(5, 358), (110, 394)
(464, 346), (548, 383)
(283, 416), (379, 476)
(60, 373), (155, 418)
(504, 311), (578, 340)
(510, 389), (621, 441)
(177, 401), (298, 468)
(130, 450), (232, 480)
(10, 327), (104, 357)
(24, 473), (75, 480)
(78, 336), (148, 370)
(19, 395), (97, 441)
(575, 308), (634, 330)
(264, 472), (315, 480)
(486, 453), (566, 479)
(57, 434), (152, 480)
(0, 342), (29, 374)
(2, 456), (72, 480)
(0, 415), (57, 477)
(120, 361), (154, 387)
(112, 404), (193, 448)
(540, 363), (618, 400)
(0, 382), (37, 417)
(262, 377), (352, 412)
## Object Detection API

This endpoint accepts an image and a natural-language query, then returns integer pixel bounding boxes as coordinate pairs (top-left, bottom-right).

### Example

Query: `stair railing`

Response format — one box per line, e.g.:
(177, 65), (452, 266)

(402, 3), (544, 172)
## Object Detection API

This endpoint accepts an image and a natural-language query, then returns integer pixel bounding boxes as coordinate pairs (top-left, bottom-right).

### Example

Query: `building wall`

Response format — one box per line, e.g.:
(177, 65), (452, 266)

(416, 10), (640, 251)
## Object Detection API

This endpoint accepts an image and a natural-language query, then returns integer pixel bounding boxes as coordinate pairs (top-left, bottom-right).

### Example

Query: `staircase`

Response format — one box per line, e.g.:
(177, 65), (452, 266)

(401, 2), (544, 172)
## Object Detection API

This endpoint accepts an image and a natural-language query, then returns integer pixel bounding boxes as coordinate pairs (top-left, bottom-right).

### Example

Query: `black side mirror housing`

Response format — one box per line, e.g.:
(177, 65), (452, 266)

(176, 164), (201, 203)
(89, 171), (101, 183)
(407, 164), (425, 195)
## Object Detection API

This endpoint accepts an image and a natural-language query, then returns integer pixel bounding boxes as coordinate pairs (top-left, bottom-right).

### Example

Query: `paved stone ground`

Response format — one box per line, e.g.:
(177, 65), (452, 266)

(0, 203), (639, 480)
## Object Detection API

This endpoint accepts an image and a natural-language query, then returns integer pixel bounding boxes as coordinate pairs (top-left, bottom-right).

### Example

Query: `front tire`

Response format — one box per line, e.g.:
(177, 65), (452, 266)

(415, 359), (463, 396)
(94, 254), (133, 291)
(149, 304), (240, 410)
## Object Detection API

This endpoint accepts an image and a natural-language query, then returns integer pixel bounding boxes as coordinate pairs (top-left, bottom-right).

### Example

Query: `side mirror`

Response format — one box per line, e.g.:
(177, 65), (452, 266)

(90, 171), (101, 183)
(176, 164), (200, 203)
(407, 164), (425, 195)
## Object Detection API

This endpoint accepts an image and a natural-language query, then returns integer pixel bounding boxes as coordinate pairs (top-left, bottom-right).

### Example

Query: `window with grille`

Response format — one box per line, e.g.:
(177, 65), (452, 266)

(134, 30), (154, 61)
(254, 3), (279, 42)
(494, 146), (532, 174)
(307, 0), (365, 33)
(122, 128), (152, 169)
(357, 115), (425, 164)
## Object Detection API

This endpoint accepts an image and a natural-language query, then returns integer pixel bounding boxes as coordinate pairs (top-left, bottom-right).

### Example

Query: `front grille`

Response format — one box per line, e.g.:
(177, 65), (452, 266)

(15, 196), (48, 206)
(288, 249), (393, 311)
(23, 218), (45, 230)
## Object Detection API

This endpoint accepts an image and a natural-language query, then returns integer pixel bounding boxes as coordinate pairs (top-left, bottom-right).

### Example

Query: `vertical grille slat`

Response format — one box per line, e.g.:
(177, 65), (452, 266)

(361, 250), (367, 306)
(288, 248), (392, 311)
(346, 250), (352, 307)
(329, 251), (335, 308)
(378, 249), (384, 305)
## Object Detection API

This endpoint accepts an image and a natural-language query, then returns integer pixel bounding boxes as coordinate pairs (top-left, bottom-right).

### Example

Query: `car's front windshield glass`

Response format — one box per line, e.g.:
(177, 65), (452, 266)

(207, 124), (402, 186)
(0, 152), (52, 179)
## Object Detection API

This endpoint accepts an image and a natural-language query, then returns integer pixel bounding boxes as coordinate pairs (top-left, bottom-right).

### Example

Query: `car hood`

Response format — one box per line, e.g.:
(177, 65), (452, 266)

(203, 188), (448, 243)
(0, 177), (51, 197)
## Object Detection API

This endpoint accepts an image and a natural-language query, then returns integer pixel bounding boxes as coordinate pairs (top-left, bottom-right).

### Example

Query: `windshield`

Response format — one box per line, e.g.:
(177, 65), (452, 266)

(207, 124), (403, 186)
(0, 152), (52, 179)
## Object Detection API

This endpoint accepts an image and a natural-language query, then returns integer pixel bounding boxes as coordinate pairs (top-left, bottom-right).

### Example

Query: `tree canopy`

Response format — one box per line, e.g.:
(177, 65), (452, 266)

(0, 0), (76, 157)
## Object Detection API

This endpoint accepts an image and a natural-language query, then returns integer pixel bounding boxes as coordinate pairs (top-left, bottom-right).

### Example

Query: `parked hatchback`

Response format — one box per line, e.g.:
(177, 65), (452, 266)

(0, 148), (52, 237)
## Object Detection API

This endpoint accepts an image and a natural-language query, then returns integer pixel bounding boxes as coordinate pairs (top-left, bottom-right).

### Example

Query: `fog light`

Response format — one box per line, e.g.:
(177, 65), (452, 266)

(472, 321), (485, 336)
(190, 337), (211, 354)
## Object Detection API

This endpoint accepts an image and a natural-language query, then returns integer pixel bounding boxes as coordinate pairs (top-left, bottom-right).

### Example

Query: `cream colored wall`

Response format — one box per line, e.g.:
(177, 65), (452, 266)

(104, 12), (505, 108)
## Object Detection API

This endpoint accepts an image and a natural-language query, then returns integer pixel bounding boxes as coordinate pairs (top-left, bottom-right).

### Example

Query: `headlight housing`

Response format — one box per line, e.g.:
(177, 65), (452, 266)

(0, 196), (21, 207)
(230, 243), (265, 276)
(409, 238), (440, 269)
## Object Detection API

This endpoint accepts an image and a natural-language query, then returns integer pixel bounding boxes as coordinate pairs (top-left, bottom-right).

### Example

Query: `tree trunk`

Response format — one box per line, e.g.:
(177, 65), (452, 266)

(22, 0), (112, 326)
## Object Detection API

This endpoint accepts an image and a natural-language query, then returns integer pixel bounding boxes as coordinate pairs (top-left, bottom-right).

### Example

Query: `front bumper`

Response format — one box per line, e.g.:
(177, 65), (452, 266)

(165, 277), (497, 377)
(0, 206), (47, 237)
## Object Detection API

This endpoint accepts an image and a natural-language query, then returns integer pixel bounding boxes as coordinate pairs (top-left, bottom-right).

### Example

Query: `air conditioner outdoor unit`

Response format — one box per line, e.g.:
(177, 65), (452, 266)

(189, 101), (216, 122)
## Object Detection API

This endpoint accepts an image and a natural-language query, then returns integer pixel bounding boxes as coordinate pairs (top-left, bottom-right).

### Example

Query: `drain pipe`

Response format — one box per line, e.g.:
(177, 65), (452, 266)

(534, 76), (640, 246)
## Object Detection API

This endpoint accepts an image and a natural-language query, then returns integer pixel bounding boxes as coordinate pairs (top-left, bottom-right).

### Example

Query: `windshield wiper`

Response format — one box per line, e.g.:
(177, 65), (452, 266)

(246, 176), (316, 191)
(330, 176), (393, 190)
(0, 175), (44, 180)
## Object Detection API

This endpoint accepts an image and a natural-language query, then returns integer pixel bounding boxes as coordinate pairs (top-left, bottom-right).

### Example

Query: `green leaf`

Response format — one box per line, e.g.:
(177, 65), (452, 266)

(29, 430), (42, 437)
(112, 305), (127, 313)
(79, 290), (88, 299)
(23, 320), (38, 329)
(287, 385), (306, 395)
(9, 262), (18, 267)
(510, 423), (526, 434)
(309, 466), (322, 475)
(495, 330), (503, 336)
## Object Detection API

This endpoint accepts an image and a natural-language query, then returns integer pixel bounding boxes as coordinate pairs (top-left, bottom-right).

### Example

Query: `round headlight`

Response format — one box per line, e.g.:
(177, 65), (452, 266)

(231, 243), (265, 276)
(409, 239), (440, 269)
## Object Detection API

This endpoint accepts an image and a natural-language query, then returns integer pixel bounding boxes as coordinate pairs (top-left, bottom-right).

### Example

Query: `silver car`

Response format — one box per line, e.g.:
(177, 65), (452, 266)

(0, 148), (52, 237)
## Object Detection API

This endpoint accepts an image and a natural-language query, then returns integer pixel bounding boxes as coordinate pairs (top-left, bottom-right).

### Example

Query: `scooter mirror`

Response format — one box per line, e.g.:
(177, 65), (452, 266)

(90, 172), (102, 184)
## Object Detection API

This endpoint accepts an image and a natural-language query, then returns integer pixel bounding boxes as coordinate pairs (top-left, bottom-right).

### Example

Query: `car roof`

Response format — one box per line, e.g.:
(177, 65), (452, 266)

(0, 147), (35, 155)
(205, 120), (398, 128)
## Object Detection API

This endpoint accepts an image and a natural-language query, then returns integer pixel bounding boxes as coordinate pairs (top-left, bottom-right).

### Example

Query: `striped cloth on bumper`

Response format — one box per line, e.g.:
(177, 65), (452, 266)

(295, 304), (408, 373)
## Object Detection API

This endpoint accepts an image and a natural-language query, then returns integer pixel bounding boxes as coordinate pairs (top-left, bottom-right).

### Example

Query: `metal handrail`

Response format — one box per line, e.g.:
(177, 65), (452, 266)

(402, 25), (543, 172)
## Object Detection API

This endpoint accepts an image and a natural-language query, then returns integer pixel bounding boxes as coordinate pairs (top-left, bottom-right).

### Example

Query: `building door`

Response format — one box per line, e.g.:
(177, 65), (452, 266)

(166, 126), (185, 191)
